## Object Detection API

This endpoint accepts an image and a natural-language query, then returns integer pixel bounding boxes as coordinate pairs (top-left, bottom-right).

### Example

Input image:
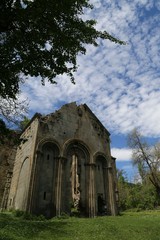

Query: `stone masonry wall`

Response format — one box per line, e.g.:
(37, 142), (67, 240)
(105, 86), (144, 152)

(0, 144), (16, 208)
(7, 118), (39, 210)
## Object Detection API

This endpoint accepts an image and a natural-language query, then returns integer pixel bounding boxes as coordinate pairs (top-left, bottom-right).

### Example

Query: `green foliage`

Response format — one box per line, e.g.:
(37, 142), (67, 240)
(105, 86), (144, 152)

(117, 169), (128, 184)
(0, 118), (20, 145)
(53, 212), (70, 220)
(0, 98), (29, 144)
(1, 0), (125, 99)
(128, 129), (160, 196)
(19, 116), (30, 131)
(13, 209), (46, 221)
(117, 169), (160, 211)
(0, 118), (10, 139)
(13, 209), (25, 218)
(1, 211), (160, 240)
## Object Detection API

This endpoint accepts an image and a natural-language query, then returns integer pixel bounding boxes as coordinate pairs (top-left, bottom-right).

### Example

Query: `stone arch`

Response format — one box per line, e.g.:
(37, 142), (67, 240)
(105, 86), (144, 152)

(37, 138), (61, 154)
(61, 139), (90, 215)
(34, 141), (60, 218)
(15, 157), (30, 210)
(63, 139), (91, 159)
(94, 153), (108, 215)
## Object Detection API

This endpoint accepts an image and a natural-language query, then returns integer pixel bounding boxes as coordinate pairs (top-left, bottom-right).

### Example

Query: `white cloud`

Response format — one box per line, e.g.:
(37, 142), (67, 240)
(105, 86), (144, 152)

(20, 0), (160, 138)
(111, 148), (132, 161)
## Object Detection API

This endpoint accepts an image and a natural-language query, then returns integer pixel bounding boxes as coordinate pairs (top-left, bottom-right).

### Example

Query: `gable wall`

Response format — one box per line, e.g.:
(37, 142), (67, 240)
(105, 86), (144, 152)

(37, 103), (111, 158)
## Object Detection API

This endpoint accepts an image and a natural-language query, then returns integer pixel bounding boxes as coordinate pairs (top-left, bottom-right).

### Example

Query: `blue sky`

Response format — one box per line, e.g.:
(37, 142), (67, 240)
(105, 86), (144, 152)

(19, 0), (160, 181)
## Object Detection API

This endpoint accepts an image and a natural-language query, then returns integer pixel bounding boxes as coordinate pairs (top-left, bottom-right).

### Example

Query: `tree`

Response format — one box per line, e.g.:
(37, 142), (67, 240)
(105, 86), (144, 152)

(19, 116), (30, 131)
(117, 168), (159, 211)
(117, 169), (129, 210)
(128, 129), (160, 196)
(0, 0), (125, 99)
(0, 96), (28, 126)
(0, 96), (29, 144)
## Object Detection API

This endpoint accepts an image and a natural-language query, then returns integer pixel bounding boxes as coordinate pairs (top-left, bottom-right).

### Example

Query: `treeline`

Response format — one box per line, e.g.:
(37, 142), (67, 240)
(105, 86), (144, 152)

(118, 129), (160, 212)
(118, 171), (160, 212)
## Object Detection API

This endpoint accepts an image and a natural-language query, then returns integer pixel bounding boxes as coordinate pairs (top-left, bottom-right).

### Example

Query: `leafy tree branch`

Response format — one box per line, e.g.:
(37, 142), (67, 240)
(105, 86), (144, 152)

(0, 0), (126, 99)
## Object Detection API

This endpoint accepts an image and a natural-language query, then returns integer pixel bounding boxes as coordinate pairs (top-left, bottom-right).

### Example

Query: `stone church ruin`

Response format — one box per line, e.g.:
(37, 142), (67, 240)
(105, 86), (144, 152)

(1, 102), (118, 218)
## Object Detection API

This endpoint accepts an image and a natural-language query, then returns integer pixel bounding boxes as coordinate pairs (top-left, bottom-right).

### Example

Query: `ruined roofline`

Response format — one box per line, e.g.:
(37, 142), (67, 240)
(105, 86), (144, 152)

(20, 102), (110, 137)
(20, 112), (42, 135)
(83, 104), (110, 137)
(57, 102), (111, 137)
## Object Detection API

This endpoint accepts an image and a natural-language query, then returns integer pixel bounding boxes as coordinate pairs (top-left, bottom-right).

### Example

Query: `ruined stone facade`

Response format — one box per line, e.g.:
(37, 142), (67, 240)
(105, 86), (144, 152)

(2, 103), (118, 218)
(0, 144), (16, 209)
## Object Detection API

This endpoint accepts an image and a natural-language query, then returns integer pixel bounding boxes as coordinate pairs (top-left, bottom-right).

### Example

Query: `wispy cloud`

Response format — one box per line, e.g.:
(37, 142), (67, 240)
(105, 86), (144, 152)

(20, 0), (160, 138)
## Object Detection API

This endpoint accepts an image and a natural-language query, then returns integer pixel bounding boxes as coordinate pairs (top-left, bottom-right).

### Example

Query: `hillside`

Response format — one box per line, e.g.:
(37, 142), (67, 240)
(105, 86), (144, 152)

(0, 211), (160, 240)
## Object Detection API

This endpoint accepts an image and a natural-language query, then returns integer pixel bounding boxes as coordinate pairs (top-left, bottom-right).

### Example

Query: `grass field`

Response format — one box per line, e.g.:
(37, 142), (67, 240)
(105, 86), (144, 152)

(0, 211), (160, 240)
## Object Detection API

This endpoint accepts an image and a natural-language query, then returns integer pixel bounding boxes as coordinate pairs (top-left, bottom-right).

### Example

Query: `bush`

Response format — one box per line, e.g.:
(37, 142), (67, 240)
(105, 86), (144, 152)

(13, 209), (25, 217)
(118, 181), (160, 211)
(13, 210), (46, 221)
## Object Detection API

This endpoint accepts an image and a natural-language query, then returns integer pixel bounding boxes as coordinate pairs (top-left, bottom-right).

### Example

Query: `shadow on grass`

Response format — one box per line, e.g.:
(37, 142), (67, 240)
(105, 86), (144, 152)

(0, 213), (69, 240)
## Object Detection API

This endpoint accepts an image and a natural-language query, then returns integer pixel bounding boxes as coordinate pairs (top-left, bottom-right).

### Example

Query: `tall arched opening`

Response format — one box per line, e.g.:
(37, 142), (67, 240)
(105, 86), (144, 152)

(34, 142), (60, 218)
(95, 155), (108, 215)
(15, 157), (30, 210)
(62, 141), (90, 216)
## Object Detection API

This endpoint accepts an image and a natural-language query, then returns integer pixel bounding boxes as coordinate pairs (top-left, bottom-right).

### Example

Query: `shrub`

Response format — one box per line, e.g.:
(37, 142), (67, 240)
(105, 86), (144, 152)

(13, 209), (25, 217)
(13, 210), (46, 221)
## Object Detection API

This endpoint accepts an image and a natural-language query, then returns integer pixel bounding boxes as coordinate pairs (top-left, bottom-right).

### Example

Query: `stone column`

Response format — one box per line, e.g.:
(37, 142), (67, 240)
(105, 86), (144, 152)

(108, 165), (117, 216)
(102, 166), (109, 215)
(86, 163), (96, 217)
(55, 157), (63, 216)
(28, 150), (42, 214)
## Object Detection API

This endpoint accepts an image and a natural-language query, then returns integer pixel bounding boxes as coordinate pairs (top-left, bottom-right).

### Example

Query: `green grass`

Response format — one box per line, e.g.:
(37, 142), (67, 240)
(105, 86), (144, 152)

(0, 211), (160, 240)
